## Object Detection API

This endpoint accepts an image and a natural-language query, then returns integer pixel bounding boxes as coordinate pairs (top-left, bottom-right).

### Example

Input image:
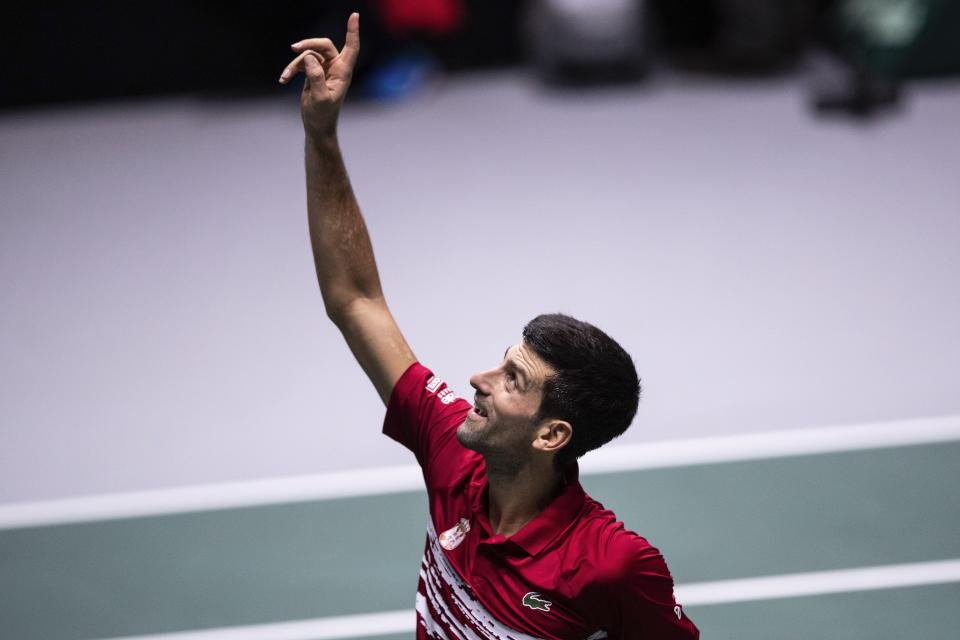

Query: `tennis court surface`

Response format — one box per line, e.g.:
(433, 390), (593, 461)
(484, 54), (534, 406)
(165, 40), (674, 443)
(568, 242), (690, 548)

(3, 416), (958, 639)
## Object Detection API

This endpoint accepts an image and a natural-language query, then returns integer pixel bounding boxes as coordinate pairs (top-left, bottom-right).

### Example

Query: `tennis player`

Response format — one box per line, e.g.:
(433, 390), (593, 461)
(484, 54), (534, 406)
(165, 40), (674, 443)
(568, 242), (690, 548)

(280, 13), (699, 639)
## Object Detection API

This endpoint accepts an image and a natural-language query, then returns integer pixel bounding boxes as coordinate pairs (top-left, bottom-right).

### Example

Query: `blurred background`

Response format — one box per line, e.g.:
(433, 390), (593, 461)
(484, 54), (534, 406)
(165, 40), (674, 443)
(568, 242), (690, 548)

(2, 1), (959, 639)
(5, 0), (960, 111)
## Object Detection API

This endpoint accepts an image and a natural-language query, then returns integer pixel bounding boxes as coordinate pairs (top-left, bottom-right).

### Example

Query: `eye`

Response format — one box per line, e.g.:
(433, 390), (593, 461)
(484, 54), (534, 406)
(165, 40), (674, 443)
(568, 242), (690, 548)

(505, 371), (516, 387)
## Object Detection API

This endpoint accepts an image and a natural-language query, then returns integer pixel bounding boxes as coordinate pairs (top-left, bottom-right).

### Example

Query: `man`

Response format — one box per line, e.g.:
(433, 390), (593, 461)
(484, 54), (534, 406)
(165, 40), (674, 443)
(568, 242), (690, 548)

(280, 13), (699, 639)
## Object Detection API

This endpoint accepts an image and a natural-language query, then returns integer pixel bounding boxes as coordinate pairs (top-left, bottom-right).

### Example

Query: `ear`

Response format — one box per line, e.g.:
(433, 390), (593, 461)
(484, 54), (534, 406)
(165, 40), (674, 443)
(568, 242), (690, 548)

(532, 419), (572, 454)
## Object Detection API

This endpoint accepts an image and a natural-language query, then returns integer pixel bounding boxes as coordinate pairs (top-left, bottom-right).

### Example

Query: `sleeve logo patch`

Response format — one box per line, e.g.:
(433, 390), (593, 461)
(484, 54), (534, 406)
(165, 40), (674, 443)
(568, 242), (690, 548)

(674, 605), (682, 619)
(522, 592), (553, 612)
(437, 388), (458, 404)
(425, 376), (443, 393)
(439, 517), (471, 550)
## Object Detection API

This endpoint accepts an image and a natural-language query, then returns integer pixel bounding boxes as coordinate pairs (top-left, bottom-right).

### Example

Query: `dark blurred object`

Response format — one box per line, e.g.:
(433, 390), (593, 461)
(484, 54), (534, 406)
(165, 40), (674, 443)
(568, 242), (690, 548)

(809, 50), (901, 117)
(0, 1), (524, 110)
(362, 50), (439, 100)
(810, 0), (960, 118)
(832, 0), (960, 78)
(364, 1), (522, 73)
(378, 0), (464, 36)
(653, 0), (819, 72)
(357, 1), (522, 99)
(357, 0), (459, 100)
(524, 0), (652, 84)
(0, 1), (330, 109)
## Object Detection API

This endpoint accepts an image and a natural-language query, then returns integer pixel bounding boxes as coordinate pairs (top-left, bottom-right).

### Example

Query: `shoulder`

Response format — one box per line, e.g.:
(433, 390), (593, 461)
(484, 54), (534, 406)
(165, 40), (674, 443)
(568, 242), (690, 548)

(572, 498), (700, 638)
(382, 361), (472, 475)
(577, 499), (676, 597)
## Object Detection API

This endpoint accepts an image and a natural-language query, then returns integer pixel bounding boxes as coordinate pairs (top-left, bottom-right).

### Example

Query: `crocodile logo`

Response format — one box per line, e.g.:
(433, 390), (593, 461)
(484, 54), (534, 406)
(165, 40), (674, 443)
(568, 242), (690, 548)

(522, 592), (552, 612)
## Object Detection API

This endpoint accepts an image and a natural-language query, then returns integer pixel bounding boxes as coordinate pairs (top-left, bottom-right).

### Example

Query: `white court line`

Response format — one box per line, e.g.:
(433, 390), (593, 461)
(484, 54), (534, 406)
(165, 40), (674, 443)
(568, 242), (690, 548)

(676, 558), (960, 605)
(96, 559), (960, 640)
(2, 414), (958, 530)
(97, 610), (415, 640)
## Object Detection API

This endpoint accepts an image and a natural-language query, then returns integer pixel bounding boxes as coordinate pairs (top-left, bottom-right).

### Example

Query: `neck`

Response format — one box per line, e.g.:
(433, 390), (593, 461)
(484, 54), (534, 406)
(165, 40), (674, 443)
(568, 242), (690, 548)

(485, 457), (564, 537)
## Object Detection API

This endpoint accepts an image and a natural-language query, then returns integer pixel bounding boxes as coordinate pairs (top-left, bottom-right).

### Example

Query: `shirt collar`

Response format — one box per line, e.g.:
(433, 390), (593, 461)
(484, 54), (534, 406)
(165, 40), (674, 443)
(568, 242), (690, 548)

(472, 462), (586, 557)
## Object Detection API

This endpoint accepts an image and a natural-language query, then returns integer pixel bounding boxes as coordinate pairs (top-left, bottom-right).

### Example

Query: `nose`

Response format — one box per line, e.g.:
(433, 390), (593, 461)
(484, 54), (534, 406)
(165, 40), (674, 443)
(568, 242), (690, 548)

(470, 369), (493, 395)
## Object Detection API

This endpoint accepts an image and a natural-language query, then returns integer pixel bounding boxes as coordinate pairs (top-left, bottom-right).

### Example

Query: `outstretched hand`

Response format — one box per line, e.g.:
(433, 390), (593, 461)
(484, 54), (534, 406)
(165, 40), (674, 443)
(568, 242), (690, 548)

(279, 12), (360, 139)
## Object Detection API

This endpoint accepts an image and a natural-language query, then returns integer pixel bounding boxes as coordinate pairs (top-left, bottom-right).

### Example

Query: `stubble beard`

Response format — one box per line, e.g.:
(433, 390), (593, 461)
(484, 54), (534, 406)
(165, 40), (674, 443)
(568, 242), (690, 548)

(456, 416), (487, 453)
(456, 416), (529, 478)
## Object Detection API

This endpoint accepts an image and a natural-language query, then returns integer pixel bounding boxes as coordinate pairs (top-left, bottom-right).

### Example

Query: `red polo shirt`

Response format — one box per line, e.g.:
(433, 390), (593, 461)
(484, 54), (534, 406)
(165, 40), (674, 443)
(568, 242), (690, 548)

(384, 362), (699, 640)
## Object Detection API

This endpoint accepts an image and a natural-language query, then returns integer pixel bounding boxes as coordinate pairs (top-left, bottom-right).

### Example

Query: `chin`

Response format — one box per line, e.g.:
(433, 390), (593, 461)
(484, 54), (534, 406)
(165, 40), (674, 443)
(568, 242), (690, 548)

(456, 419), (483, 452)
(455, 419), (472, 445)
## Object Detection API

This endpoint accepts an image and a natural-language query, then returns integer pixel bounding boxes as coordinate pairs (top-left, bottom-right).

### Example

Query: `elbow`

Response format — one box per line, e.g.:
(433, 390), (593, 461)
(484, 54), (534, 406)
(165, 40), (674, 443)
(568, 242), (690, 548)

(324, 299), (351, 326)
(320, 287), (358, 325)
(324, 294), (386, 327)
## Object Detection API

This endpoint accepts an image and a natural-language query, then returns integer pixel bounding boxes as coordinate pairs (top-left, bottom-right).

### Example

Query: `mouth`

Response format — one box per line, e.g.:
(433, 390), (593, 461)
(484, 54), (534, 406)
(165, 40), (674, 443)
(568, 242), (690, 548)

(471, 396), (489, 419)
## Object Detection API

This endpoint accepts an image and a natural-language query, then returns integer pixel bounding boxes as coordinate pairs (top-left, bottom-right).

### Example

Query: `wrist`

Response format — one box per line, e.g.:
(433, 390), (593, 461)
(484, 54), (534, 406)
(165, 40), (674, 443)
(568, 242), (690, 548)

(305, 130), (340, 153)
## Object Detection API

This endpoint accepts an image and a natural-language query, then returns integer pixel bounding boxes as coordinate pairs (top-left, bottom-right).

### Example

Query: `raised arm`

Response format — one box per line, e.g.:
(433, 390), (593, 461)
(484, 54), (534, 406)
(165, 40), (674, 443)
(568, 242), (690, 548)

(280, 13), (415, 405)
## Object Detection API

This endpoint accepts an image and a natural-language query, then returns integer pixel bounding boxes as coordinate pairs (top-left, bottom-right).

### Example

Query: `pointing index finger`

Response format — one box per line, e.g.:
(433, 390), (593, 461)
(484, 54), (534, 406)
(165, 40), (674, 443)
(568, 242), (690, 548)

(340, 12), (360, 69)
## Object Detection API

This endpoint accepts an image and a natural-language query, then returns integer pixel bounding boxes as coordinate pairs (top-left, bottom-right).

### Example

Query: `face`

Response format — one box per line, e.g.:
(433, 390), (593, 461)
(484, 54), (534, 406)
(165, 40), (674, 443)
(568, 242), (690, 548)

(456, 342), (557, 466)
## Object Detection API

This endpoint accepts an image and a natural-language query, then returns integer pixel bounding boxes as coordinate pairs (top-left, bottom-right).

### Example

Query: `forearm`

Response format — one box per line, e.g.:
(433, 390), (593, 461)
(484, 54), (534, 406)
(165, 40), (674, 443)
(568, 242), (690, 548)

(305, 133), (384, 318)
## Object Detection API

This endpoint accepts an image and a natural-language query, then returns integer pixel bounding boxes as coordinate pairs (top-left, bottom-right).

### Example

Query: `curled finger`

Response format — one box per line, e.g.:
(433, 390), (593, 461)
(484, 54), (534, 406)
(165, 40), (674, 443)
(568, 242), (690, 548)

(278, 50), (326, 84)
(291, 37), (339, 62)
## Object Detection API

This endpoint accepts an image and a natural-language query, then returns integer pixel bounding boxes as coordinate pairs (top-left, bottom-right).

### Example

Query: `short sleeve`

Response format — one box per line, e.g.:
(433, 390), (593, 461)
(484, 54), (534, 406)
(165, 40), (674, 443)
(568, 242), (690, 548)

(382, 361), (472, 476)
(587, 533), (700, 639)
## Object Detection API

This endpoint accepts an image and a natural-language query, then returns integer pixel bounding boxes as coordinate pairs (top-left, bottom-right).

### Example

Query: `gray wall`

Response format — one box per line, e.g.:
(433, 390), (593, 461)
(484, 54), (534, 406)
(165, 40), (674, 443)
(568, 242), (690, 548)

(2, 71), (959, 503)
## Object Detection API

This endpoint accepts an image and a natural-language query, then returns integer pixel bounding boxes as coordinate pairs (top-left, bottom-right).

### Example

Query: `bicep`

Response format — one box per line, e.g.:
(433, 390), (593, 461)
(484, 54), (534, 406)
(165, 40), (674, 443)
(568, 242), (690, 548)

(331, 296), (417, 406)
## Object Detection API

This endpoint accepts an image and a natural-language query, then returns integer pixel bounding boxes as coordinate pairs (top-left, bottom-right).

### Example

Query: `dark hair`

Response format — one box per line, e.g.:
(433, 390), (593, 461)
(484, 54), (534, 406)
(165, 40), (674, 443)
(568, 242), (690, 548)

(522, 313), (641, 469)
